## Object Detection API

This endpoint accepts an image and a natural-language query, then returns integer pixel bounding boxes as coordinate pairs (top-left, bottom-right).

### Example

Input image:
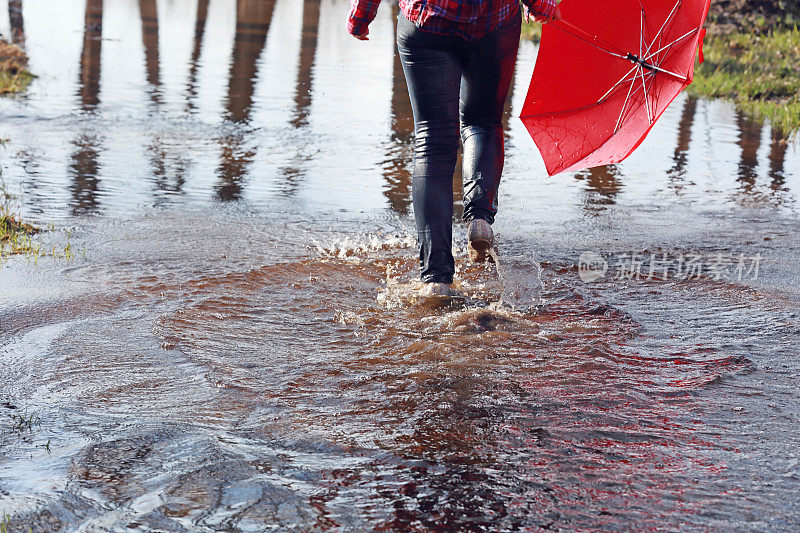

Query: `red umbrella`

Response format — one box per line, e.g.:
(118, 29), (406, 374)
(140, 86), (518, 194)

(521, 0), (711, 176)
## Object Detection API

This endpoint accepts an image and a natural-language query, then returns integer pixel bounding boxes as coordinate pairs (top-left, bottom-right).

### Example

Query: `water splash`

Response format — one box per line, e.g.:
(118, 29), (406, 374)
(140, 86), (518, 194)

(313, 231), (415, 262)
(488, 246), (544, 312)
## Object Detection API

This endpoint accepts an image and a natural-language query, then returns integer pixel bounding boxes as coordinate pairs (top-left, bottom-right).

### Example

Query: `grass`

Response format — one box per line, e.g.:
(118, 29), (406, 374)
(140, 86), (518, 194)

(0, 181), (41, 260)
(0, 40), (41, 261)
(521, 20), (543, 43)
(10, 409), (39, 433)
(0, 182), (79, 263)
(689, 27), (800, 134)
(0, 210), (41, 259)
(0, 39), (33, 95)
(0, 513), (10, 533)
(0, 66), (33, 94)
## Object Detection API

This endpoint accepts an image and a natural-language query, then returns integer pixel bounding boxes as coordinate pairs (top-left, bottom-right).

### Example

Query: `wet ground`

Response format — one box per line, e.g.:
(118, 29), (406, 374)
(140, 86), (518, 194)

(1, 0), (800, 531)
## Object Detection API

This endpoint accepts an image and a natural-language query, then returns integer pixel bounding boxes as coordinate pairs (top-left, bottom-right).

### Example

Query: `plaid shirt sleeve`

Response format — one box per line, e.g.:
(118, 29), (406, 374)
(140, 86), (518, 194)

(522, 0), (557, 20)
(347, 0), (381, 36)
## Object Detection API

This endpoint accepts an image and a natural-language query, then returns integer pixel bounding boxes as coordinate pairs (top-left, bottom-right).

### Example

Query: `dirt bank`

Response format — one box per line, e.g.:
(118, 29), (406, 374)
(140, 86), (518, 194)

(708, 0), (800, 35)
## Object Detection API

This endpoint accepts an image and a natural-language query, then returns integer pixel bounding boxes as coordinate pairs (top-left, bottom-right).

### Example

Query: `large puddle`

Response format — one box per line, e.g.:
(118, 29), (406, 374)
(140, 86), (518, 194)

(1, 0), (800, 530)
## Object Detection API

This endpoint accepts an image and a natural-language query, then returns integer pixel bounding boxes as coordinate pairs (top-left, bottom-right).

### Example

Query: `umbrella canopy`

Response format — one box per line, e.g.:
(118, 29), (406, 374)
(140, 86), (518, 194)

(521, 0), (711, 176)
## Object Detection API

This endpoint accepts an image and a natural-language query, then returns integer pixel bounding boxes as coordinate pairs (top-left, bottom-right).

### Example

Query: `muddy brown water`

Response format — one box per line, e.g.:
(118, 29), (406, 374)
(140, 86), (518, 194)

(1, 0), (800, 531)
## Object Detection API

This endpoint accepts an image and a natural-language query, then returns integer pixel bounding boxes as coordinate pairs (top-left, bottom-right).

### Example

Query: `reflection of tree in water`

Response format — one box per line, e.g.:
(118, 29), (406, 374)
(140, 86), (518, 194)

(225, 0), (273, 124)
(70, 134), (103, 214)
(70, 0), (103, 214)
(138, 0), (187, 199)
(735, 111), (762, 195)
(573, 164), (623, 213)
(731, 112), (794, 206)
(768, 127), (789, 196)
(216, 142), (258, 201)
(77, 0), (102, 111)
(8, 0), (25, 46)
(279, 0), (321, 197)
(138, 0), (161, 104)
(291, 0), (321, 130)
(185, 0), (210, 111)
(666, 96), (697, 191)
(216, 0), (275, 202)
(147, 139), (188, 199)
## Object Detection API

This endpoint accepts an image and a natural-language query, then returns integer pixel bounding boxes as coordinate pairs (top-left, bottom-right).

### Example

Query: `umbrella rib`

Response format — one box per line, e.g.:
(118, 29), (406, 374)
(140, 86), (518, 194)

(638, 59), (690, 81)
(644, 0), (681, 59)
(622, 1), (690, 83)
(639, 66), (653, 124)
(551, 21), (628, 60)
(655, 1), (686, 65)
(614, 70), (639, 134)
(646, 64), (688, 81)
(644, 28), (700, 63)
(640, 10), (645, 57)
(598, 65), (640, 104)
(647, 69), (660, 117)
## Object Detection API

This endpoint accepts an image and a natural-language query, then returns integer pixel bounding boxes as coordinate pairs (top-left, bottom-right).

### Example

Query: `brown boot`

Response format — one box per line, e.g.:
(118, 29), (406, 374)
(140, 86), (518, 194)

(467, 219), (495, 263)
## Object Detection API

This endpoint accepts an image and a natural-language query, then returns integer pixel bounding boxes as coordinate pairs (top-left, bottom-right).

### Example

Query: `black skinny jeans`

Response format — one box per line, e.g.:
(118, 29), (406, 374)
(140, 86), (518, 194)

(397, 13), (521, 284)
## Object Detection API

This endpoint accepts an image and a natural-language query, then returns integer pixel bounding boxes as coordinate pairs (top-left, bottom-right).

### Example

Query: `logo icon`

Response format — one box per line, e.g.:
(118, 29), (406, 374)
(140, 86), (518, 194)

(578, 251), (608, 283)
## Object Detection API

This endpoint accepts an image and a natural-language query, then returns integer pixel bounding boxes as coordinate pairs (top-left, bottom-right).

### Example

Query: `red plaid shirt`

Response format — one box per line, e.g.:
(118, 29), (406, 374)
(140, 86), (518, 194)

(347, 0), (557, 42)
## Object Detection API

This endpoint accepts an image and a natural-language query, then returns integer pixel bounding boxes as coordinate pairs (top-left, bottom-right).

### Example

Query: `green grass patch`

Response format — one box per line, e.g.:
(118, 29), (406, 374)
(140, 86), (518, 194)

(689, 28), (800, 133)
(0, 67), (33, 94)
(0, 38), (33, 95)
(0, 208), (41, 259)
(0, 180), (79, 263)
(0, 180), (42, 260)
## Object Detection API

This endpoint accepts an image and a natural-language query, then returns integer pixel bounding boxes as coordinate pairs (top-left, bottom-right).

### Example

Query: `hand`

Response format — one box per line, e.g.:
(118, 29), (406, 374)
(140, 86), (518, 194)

(528, 5), (561, 23)
(353, 27), (369, 40)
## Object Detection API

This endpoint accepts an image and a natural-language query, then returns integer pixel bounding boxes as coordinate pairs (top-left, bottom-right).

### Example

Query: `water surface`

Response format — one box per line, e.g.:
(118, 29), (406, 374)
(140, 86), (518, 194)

(1, 0), (799, 530)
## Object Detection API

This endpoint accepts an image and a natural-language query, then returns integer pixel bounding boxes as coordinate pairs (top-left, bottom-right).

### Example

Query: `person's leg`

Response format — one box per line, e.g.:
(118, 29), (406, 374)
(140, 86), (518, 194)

(459, 14), (521, 225)
(396, 15), (462, 284)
